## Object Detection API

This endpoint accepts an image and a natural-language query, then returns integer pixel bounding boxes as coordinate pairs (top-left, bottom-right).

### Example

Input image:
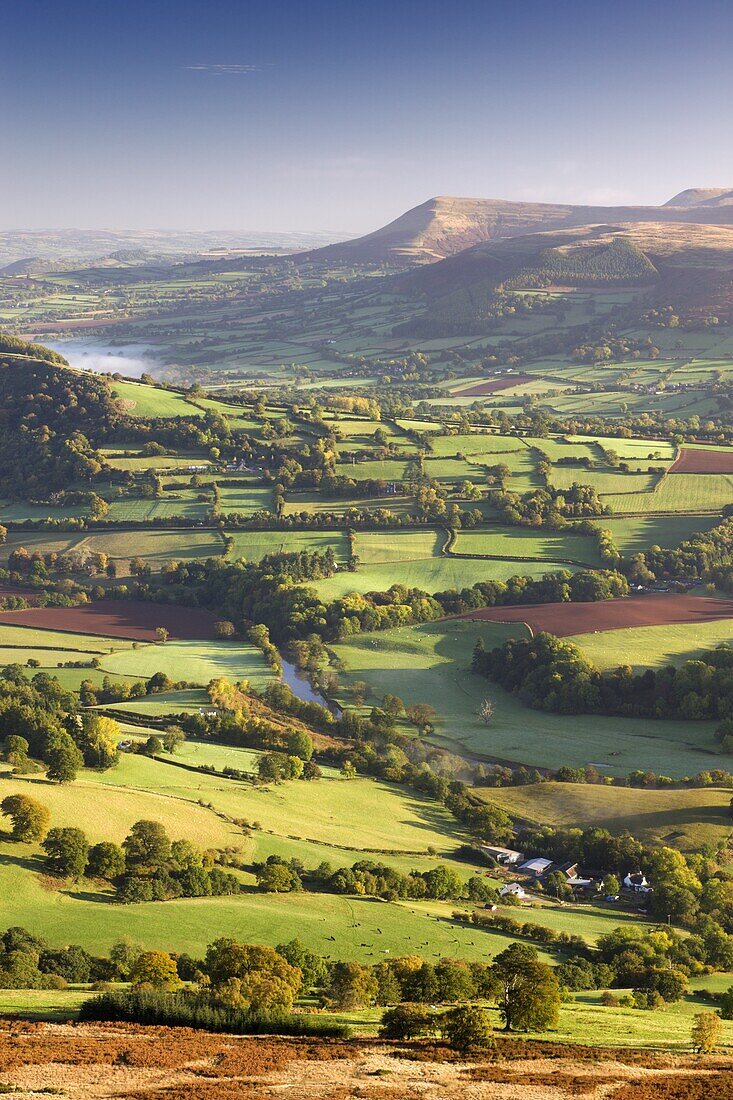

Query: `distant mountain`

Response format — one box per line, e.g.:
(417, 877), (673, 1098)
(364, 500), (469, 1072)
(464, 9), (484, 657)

(0, 228), (347, 271)
(396, 221), (733, 324)
(663, 188), (733, 208)
(303, 191), (733, 265)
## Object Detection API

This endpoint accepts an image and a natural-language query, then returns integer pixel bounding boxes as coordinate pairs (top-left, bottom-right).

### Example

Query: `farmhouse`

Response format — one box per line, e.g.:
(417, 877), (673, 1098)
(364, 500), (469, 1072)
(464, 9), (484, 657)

(518, 856), (553, 877)
(624, 872), (652, 894)
(481, 845), (524, 866)
(499, 882), (526, 900)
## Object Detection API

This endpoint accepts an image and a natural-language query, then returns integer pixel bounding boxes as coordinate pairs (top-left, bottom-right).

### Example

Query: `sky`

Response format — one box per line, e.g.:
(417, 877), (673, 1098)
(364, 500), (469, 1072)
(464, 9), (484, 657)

(2, 0), (733, 234)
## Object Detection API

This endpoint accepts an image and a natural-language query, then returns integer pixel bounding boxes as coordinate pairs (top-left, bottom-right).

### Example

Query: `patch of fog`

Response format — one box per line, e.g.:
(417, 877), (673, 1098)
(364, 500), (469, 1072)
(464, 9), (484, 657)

(43, 339), (165, 379)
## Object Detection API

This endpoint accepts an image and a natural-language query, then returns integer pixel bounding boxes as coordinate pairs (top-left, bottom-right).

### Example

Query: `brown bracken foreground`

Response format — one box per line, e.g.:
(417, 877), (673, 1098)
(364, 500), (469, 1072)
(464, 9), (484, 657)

(0, 1022), (732, 1099)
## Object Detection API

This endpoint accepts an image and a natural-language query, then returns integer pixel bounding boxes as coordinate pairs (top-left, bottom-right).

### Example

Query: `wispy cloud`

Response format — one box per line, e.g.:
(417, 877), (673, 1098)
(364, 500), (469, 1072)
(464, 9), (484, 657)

(186, 64), (261, 75)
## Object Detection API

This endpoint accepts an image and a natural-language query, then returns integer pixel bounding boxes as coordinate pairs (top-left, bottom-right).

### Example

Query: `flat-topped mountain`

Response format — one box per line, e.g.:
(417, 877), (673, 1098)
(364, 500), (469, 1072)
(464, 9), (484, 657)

(304, 191), (733, 265)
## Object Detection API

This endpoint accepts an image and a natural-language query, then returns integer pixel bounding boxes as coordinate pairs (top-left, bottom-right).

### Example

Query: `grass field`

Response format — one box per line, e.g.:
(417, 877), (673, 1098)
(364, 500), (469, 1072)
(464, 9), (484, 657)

(332, 620), (722, 776)
(99, 638), (276, 688)
(226, 529), (349, 561)
(0, 623), (134, 654)
(310, 555), (578, 599)
(569, 617), (733, 669)
(603, 473), (733, 513)
(110, 380), (203, 417)
(599, 514), (720, 554)
(106, 497), (211, 522)
(452, 526), (599, 565)
(0, 529), (224, 574)
(483, 781), (733, 851)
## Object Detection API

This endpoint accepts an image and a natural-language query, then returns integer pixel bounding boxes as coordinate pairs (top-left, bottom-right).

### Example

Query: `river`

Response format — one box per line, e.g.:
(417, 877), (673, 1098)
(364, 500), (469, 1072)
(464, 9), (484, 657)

(280, 656), (342, 715)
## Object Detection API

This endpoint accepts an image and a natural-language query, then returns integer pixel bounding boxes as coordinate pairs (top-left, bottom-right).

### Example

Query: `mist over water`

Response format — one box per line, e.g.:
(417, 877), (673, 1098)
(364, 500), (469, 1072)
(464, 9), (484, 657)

(43, 339), (164, 379)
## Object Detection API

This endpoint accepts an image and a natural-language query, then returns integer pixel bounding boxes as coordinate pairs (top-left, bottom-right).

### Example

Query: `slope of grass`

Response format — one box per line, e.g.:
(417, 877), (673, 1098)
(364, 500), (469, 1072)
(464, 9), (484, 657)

(99, 639), (276, 689)
(482, 782), (733, 851)
(569, 618), (733, 670)
(332, 620), (721, 777)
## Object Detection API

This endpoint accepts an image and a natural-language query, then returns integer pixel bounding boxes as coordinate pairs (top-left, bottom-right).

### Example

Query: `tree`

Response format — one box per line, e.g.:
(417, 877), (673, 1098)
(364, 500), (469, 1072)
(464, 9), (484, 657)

(379, 1004), (436, 1040)
(154, 627), (169, 644)
(275, 938), (327, 991)
(79, 713), (120, 770)
(3, 734), (30, 770)
(602, 874), (621, 896)
(45, 732), (83, 783)
(143, 735), (163, 756)
(130, 950), (181, 990)
(1, 794), (50, 843)
(719, 985), (733, 1020)
(285, 729), (314, 762)
(405, 703), (437, 729)
(87, 841), (125, 881)
(123, 820), (171, 872)
(42, 827), (89, 879)
(478, 698), (495, 725)
(691, 1011), (722, 1054)
(491, 943), (560, 1032)
(214, 620), (236, 639)
(204, 940), (302, 1011)
(441, 1005), (494, 1053)
(323, 961), (377, 1010)
(109, 937), (143, 980)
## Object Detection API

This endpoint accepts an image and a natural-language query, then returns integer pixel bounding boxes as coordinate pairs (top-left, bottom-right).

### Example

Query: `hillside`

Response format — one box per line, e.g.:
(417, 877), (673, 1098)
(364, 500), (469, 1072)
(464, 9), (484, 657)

(304, 191), (733, 265)
(397, 221), (733, 320)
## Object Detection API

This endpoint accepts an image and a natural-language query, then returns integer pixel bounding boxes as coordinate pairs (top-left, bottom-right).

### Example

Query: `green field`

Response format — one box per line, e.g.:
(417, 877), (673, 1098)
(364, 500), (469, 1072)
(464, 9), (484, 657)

(226, 529), (349, 562)
(332, 620), (722, 776)
(570, 618), (733, 670)
(599, 514), (720, 554)
(0, 528), (225, 571)
(310, 555), (578, 599)
(99, 638), (275, 688)
(110, 380), (204, 417)
(483, 781), (733, 851)
(603, 473), (733, 514)
(452, 526), (599, 565)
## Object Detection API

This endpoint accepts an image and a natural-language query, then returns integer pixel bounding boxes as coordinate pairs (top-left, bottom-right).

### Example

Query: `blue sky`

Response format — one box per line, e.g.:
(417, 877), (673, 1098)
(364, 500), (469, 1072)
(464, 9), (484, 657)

(2, 0), (732, 232)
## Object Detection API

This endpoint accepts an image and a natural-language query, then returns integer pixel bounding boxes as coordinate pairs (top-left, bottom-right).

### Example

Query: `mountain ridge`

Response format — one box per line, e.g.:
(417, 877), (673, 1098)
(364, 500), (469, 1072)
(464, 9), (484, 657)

(303, 191), (733, 265)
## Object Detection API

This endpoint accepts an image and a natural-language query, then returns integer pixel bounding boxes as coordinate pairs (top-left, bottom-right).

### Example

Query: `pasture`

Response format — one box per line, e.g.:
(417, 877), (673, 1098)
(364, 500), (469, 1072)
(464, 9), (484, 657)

(452, 526), (599, 565)
(99, 638), (275, 688)
(603, 472), (733, 513)
(569, 617), (733, 670)
(332, 619), (721, 776)
(483, 782), (733, 851)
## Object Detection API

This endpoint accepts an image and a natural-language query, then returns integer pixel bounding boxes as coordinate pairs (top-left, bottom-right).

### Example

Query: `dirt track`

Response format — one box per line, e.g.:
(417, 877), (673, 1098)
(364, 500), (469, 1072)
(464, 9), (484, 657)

(452, 593), (733, 637)
(668, 447), (733, 473)
(0, 1022), (730, 1100)
(0, 599), (218, 640)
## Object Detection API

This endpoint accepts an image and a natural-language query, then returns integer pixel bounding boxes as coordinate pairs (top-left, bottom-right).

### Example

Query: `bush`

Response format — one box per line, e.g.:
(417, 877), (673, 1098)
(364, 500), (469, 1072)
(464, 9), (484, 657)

(440, 1004), (494, 1053)
(379, 1003), (436, 1040)
(78, 990), (351, 1037)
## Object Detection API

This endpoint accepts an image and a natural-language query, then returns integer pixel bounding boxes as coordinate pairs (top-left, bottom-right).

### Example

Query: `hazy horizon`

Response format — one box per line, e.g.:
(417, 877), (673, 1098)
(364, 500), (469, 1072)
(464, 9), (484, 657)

(3, 0), (733, 234)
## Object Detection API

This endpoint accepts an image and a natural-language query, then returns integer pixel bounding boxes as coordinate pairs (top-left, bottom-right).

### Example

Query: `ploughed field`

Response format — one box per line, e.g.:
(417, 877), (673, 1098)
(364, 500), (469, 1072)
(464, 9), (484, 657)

(669, 446), (733, 473)
(0, 599), (219, 641)
(451, 593), (733, 638)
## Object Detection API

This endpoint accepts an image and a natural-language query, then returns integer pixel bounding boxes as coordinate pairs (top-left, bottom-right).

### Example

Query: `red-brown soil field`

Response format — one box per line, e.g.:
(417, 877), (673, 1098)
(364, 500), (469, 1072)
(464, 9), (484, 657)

(669, 447), (733, 473)
(0, 1023), (730, 1099)
(453, 374), (534, 396)
(0, 599), (219, 640)
(452, 593), (733, 637)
